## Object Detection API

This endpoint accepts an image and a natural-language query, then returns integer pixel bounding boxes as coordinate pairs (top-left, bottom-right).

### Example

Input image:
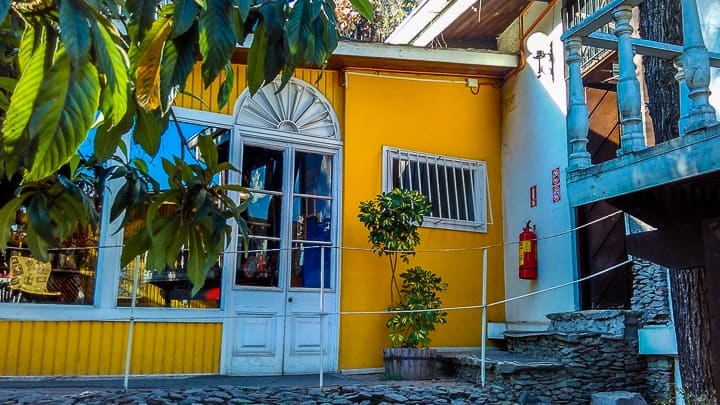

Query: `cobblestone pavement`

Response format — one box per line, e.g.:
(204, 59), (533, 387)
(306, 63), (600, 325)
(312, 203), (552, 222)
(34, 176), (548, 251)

(0, 376), (516, 404)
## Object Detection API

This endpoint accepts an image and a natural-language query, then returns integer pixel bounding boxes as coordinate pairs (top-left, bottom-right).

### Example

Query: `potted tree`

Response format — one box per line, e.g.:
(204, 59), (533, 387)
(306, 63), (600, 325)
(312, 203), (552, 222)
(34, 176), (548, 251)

(358, 188), (432, 304)
(358, 188), (447, 379)
(384, 266), (447, 379)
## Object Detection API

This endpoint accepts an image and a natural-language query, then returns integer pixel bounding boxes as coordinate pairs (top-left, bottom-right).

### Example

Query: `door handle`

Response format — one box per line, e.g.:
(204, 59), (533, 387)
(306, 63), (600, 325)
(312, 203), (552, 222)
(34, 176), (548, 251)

(288, 297), (293, 303)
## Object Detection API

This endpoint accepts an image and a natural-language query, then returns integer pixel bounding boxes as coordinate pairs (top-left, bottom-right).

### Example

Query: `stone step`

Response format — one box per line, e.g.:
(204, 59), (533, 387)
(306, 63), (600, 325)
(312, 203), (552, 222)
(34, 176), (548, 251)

(546, 310), (642, 339)
(438, 349), (565, 380)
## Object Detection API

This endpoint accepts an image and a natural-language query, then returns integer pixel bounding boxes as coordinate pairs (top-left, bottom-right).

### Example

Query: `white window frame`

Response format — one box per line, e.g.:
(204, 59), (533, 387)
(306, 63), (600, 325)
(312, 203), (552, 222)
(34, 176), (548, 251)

(382, 146), (488, 233)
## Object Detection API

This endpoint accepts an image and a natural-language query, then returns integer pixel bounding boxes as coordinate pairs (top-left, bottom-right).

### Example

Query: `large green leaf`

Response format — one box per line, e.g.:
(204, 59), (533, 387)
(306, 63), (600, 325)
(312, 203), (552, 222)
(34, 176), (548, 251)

(257, 2), (286, 84)
(349, 0), (374, 22)
(160, 26), (199, 113)
(285, 0), (305, 55)
(27, 194), (56, 250)
(0, 197), (23, 250)
(121, 226), (152, 268)
(17, 25), (37, 73)
(133, 104), (167, 156)
(24, 218), (51, 261)
(247, 23), (267, 94)
(0, 76), (17, 93)
(187, 226), (206, 294)
(3, 26), (47, 173)
(93, 100), (135, 161)
(126, 0), (161, 42)
(217, 63), (234, 109)
(198, 0), (238, 87)
(25, 51), (101, 181)
(171, 0), (201, 39)
(196, 134), (218, 168)
(89, 16), (130, 127)
(135, 14), (173, 111)
(59, 0), (92, 69)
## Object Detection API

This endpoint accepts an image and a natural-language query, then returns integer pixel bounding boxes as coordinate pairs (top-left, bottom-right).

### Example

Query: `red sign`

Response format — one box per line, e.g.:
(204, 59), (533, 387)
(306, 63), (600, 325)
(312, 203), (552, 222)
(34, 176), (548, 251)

(552, 167), (561, 203)
(530, 185), (537, 207)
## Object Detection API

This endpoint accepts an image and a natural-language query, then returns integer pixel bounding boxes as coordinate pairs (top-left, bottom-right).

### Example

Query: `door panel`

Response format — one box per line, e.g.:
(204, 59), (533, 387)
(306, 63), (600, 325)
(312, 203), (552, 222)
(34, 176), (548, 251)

(283, 292), (335, 374)
(229, 301), (285, 374)
(228, 144), (337, 375)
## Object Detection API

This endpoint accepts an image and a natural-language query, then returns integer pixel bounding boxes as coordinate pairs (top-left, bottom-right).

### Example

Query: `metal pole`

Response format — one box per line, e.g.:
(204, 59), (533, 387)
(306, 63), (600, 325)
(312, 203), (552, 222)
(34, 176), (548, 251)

(123, 256), (141, 390)
(319, 246), (325, 389)
(480, 248), (488, 387)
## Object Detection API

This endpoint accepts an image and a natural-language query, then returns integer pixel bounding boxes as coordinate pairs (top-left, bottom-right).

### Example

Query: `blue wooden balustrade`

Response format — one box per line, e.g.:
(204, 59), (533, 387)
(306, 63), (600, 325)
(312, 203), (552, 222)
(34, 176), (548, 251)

(561, 0), (720, 207)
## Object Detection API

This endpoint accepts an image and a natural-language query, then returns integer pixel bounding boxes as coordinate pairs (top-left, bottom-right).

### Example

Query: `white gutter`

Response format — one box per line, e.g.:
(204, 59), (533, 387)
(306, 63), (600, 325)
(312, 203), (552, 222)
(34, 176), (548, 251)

(385, 0), (478, 47)
(240, 35), (518, 70)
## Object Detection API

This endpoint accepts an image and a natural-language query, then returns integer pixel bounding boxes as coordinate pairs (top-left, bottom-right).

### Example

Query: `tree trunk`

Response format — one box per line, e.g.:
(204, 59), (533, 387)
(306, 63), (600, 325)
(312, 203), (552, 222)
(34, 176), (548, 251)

(669, 267), (717, 401)
(638, 0), (682, 143)
(641, 1), (718, 401)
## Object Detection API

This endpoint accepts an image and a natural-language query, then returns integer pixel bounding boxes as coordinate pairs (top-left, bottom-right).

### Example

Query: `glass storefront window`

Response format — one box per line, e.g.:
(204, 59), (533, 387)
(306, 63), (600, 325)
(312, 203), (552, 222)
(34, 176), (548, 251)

(1, 194), (100, 305)
(115, 120), (229, 308)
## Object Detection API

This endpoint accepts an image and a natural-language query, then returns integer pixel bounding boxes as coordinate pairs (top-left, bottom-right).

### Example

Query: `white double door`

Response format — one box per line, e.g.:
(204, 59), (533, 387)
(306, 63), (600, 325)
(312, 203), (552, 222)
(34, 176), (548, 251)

(226, 141), (339, 375)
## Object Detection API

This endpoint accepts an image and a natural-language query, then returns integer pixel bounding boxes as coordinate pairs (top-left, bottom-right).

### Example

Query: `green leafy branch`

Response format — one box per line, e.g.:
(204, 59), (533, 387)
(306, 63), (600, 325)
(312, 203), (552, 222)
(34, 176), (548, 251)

(386, 266), (447, 348)
(358, 188), (432, 304)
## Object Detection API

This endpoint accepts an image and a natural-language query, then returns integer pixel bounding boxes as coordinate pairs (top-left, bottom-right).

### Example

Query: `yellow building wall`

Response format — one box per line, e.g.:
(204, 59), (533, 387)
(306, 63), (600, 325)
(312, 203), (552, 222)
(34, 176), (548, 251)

(178, 65), (506, 370)
(339, 71), (505, 370)
(1, 65), (504, 377)
(0, 321), (221, 375)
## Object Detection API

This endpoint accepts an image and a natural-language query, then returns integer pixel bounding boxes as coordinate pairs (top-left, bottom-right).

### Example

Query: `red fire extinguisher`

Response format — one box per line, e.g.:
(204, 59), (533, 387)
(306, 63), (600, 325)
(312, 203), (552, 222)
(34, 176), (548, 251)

(519, 220), (538, 280)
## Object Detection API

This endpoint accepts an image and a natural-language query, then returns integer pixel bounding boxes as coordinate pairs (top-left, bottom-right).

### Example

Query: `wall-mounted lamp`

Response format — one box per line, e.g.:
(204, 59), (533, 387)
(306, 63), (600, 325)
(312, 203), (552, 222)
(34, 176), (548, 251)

(526, 32), (555, 81)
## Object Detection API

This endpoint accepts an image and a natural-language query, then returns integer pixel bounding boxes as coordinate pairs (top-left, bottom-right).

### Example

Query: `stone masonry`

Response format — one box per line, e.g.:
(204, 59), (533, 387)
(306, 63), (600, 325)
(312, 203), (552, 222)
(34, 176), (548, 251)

(451, 247), (676, 403)
(453, 310), (650, 405)
(631, 259), (671, 325)
(630, 257), (675, 404)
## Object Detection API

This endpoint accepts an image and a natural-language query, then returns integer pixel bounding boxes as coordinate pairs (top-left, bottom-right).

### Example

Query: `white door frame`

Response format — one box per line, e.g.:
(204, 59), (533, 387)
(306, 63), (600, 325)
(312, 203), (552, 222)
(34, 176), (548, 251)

(221, 78), (343, 375)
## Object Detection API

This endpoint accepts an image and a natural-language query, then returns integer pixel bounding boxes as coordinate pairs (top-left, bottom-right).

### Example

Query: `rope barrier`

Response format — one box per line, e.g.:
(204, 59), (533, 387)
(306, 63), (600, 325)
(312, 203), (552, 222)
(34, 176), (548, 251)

(0, 258), (633, 322)
(2, 211), (622, 255)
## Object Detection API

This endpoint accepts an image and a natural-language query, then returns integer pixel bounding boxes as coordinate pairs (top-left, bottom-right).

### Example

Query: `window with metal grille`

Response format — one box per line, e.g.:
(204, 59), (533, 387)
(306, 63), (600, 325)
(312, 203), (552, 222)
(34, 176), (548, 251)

(382, 146), (488, 233)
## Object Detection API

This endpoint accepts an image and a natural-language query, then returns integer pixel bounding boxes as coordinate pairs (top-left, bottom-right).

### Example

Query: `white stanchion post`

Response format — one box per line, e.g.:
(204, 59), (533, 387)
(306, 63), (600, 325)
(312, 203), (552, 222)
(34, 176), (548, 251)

(480, 248), (488, 387)
(123, 255), (141, 390)
(319, 246), (325, 389)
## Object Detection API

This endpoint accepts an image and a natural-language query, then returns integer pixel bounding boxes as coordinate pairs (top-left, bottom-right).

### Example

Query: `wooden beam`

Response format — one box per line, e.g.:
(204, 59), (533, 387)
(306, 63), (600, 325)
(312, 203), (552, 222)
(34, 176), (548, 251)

(626, 224), (705, 268)
(584, 32), (720, 67)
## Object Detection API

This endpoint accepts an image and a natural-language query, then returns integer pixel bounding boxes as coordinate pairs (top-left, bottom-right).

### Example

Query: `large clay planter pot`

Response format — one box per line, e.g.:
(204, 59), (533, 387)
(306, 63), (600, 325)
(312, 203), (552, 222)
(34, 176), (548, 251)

(382, 347), (437, 380)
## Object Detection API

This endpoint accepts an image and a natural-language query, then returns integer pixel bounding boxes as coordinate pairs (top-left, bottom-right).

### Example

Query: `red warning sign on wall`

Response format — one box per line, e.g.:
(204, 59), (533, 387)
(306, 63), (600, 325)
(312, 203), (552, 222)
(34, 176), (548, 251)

(530, 185), (537, 207)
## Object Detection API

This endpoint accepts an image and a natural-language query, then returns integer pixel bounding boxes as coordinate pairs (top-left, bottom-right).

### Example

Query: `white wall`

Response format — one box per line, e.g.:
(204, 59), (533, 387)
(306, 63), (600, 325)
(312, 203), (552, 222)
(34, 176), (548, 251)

(700, 0), (720, 110)
(498, 2), (578, 324)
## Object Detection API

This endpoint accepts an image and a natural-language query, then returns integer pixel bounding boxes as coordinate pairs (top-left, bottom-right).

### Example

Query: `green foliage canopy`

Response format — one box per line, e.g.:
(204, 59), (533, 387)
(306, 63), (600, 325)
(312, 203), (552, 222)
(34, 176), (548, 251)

(0, 0), (373, 291)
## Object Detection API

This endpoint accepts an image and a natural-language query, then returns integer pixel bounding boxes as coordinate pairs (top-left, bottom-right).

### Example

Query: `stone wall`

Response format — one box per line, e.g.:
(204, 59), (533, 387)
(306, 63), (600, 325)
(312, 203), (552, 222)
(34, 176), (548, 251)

(629, 258), (675, 404)
(453, 311), (651, 404)
(645, 356), (674, 403)
(631, 259), (671, 325)
(505, 321), (647, 403)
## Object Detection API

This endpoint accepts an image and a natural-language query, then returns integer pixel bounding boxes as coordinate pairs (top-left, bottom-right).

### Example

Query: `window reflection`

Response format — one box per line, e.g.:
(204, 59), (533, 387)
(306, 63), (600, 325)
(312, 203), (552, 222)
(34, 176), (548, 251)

(243, 194), (281, 238)
(242, 146), (284, 191)
(290, 243), (331, 288)
(1, 169), (100, 305)
(116, 121), (229, 309)
(235, 239), (279, 287)
(291, 151), (333, 288)
(294, 152), (332, 196)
